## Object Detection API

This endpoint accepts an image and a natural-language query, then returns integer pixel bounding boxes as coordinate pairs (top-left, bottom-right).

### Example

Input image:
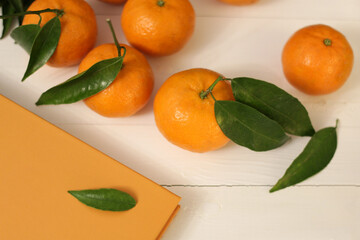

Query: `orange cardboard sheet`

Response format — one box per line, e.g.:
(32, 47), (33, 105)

(0, 94), (181, 240)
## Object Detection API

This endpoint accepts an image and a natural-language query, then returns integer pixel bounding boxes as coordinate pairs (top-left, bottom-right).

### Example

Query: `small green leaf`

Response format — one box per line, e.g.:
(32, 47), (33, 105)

(1, 1), (15, 39)
(215, 100), (290, 151)
(68, 188), (136, 211)
(22, 16), (60, 81)
(232, 78), (315, 136)
(10, 24), (40, 53)
(36, 56), (124, 105)
(270, 124), (338, 193)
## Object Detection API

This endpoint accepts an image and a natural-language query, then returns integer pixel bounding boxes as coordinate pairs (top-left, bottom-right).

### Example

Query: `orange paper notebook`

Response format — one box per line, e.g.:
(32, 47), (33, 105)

(0, 94), (180, 240)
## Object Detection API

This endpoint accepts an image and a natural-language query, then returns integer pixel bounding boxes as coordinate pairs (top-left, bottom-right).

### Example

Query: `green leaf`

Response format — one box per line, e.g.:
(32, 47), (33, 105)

(270, 124), (338, 193)
(215, 100), (290, 151)
(1, 1), (15, 39)
(232, 78), (315, 137)
(6, 0), (24, 12)
(22, 16), (60, 81)
(68, 188), (136, 211)
(10, 24), (40, 53)
(36, 56), (124, 105)
(6, 0), (24, 24)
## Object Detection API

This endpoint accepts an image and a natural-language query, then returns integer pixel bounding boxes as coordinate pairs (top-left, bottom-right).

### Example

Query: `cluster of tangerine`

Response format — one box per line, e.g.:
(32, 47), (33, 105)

(19, 0), (353, 152)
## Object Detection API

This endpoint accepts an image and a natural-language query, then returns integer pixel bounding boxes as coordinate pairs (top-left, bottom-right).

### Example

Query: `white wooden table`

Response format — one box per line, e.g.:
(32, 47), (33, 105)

(1, 0), (359, 239)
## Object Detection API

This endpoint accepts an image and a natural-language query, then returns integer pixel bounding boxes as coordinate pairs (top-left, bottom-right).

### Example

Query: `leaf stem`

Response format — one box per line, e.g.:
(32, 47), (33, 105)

(0, 8), (64, 19)
(199, 76), (227, 100)
(37, 14), (42, 25)
(106, 18), (126, 58)
(210, 92), (217, 101)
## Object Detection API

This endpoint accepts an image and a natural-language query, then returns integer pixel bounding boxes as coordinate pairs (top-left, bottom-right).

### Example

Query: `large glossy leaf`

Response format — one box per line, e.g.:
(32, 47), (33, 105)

(68, 188), (136, 211)
(1, 1), (15, 39)
(36, 56), (124, 105)
(22, 16), (60, 81)
(232, 77), (315, 136)
(10, 24), (40, 53)
(270, 125), (337, 193)
(215, 100), (289, 151)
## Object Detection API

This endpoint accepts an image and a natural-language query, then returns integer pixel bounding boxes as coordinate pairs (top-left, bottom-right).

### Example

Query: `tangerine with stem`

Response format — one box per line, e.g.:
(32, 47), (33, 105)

(282, 24), (354, 95)
(22, 0), (97, 67)
(154, 68), (234, 153)
(121, 0), (195, 56)
(79, 19), (154, 117)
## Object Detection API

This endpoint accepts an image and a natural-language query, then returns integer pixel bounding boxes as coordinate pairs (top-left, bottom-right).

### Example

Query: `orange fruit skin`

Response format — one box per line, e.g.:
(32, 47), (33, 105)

(79, 44), (154, 117)
(282, 24), (354, 95)
(154, 68), (234, 153)
(22, 0), (97, 67)
(99, 0), (126, 4)
(218, 0), (258, 5)
(121, 0), (195, 56)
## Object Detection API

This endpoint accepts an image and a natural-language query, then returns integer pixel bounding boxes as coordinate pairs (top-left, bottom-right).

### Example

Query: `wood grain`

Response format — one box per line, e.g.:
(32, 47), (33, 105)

(0, 1), (359, 239)
(162, 186), (360, 240)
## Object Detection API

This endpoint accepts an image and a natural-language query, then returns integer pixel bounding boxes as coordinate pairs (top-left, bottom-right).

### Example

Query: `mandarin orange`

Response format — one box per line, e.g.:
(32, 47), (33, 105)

(282, 24), (354, 95)
(154, 68), (234, 153)
(79, 44), (154, 117)
(22, 0), (97, 67)
(121, 0), (195, 56)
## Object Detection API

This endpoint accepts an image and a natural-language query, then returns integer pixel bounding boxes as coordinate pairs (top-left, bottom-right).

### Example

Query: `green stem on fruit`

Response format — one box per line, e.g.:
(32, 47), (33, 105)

(106, 18), (126, 58)
(199, 76), (226, 100)
(37, 14), (42, 25)
(157, 0), (165, 7)
(323, 38), (332, 46)
(0, 8), (64, 20)
(209, 92), (217, 101)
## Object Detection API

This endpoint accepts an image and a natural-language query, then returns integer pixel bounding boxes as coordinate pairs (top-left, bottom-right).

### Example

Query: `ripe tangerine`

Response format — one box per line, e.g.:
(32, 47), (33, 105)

(121, 0), (195, 56)
(154, 68), (234, 153)
(22, 0), (97, 67)
(282, 24), (354, 95)
(79, 44), (154, 117)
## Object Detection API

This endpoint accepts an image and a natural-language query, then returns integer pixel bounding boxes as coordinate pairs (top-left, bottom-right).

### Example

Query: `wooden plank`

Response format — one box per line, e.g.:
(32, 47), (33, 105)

(87, 0), (360, 21)
(1, 2), (359, 240)
(1, 17), (359, 126)
(53, 124), (360, 186)
(0, 4), (359, 183)
(193, 0), (360, 20)
(161, 186), (360, 240)
(1, 16), (359, 186)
